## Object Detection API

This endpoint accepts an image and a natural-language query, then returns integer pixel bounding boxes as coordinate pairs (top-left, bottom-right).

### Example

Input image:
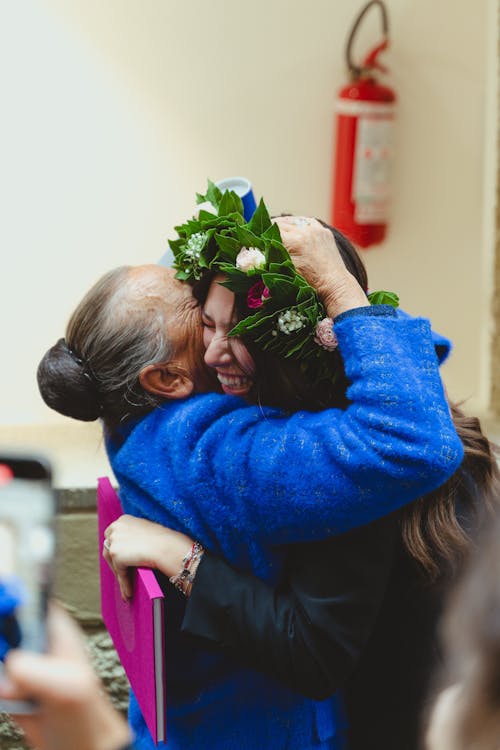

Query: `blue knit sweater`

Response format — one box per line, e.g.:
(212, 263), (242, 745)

(106, 308), (463, 750)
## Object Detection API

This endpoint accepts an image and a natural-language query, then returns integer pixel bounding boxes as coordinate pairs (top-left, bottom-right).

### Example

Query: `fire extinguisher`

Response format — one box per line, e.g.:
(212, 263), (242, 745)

(332, 0), (396, 248)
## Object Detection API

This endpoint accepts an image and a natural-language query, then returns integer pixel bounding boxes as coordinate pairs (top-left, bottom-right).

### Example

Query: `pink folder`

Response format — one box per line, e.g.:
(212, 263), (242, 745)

(97, 477), (166, 745)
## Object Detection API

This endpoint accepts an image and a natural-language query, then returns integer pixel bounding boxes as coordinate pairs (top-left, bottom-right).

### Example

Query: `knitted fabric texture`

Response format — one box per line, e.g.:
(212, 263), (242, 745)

(106, 311), (463, 750)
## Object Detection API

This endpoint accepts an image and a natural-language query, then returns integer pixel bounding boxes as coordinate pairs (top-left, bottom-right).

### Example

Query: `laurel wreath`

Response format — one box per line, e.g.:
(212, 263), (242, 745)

(169, 180), (399, 387)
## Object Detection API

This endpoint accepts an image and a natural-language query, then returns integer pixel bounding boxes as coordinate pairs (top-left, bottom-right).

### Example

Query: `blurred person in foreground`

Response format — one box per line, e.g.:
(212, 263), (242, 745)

(426, 499), (500, 750)
(0, 604), (132, 750)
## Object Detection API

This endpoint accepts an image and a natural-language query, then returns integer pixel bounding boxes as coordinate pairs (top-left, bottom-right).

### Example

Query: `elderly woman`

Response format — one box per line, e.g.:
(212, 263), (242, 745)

(37, 194), (464, 750)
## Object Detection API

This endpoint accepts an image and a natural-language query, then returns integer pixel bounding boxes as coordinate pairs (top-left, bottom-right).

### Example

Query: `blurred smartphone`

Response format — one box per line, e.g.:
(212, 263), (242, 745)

(0, 454), (55, 712)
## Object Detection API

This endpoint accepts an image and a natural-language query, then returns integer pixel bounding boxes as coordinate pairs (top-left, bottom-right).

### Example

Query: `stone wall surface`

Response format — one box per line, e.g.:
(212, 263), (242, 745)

(0, 489), (129, 749)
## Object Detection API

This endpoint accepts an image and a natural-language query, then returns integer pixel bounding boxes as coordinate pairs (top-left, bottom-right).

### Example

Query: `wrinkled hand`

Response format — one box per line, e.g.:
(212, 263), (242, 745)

(273, 216), (368, 317)
(0, 604), (130, 750)
(103, 516), (193, 600)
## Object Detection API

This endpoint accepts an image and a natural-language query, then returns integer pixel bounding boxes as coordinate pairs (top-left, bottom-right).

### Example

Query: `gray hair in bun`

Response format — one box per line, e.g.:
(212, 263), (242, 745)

(37, 266), (174, 431)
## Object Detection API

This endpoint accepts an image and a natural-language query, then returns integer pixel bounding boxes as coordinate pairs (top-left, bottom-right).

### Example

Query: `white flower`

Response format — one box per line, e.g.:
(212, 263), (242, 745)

(277, 309), (307, 335)
(235, 246), (266, 272)
(184, 232), (206, 259)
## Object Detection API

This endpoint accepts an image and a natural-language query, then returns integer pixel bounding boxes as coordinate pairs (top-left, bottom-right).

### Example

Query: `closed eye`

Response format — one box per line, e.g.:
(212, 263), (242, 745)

(201, 312), (215, 329)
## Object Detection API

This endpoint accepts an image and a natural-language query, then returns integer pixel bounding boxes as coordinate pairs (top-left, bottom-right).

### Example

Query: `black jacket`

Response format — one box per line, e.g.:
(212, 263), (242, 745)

(181, 513), (452, 750)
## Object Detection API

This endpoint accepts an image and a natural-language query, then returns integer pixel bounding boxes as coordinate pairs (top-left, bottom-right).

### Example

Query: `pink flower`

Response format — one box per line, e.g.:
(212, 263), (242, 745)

(314, 318), (338, 351)
(247, 280), (270, 309)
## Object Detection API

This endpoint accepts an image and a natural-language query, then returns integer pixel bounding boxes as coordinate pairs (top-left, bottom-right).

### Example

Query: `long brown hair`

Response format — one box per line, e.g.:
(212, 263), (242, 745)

(401, 403), (500, 579)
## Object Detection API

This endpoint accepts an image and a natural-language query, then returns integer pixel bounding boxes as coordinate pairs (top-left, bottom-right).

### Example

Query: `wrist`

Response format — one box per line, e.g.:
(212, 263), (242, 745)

(169, 541), (205, 597)
(320, 273), (368, 318)
(156, 533), (191, 578)
(183, 552), (204, 597)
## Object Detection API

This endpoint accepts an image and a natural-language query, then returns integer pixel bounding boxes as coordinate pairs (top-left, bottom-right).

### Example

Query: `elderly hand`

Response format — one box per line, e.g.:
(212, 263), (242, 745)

(0, 604), (131, 750)
(103, 515), (194, 600)
(273, 216), (368, 318)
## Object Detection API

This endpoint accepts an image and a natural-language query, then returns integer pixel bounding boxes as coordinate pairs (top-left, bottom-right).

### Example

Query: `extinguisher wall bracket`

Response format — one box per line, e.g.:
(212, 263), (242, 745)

(345, 0), (390, 80)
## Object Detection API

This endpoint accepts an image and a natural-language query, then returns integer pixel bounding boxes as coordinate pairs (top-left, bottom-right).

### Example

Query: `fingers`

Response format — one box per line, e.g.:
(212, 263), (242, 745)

(102, 536), (133, 601)
(272, 216), (332, 256)
(273, 216), (321, 239)
(0, 605), (89, 704)
(2, 618), (98, 708)
(3, 650), (97, 704)
(116, 569), (133, 601)
(274, 215), (318, 227)
(46, 603), (89, 662)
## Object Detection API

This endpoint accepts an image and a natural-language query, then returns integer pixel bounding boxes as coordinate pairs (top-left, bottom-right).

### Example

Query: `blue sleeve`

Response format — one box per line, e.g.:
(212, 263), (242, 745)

(110, 310), (463, 547)
(161, 311), (463, 543)
(396, 308), (452, 364)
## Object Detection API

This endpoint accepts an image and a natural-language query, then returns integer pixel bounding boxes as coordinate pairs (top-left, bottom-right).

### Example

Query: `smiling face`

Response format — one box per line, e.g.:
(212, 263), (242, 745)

(202, 274), (256, 397)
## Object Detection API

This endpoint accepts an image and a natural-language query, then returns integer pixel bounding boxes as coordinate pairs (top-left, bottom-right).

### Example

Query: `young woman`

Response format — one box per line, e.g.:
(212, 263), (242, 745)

(38, 213), (465, 750)
(104, 215), (499, 749)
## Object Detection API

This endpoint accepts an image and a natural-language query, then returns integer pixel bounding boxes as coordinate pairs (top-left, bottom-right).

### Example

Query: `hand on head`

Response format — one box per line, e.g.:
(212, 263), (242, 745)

(273, 216), (368, 318)
(0, 603), (130, 750)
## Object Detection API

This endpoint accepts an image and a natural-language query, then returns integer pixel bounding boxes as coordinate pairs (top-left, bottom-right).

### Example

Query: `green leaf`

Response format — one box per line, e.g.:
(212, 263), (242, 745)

(196, 179), (223, 209)
(218, 269), (254, 294)
(286, 332), (312, 357)
(268, 260), (295, 277)
(368, 290), (400, 308)
(262, 222), (282, 243)
(218, 190), (244, 217)
(230, 308), (277, 337)
(266, 240), (290, 265)
(234, 225), (265, 250)
(247, 198), (272, 235)
(198, 209), (218, 222)
(168, 237), (184, 253)
(261, 275), (298, 304)
(214, 233), (241, 257)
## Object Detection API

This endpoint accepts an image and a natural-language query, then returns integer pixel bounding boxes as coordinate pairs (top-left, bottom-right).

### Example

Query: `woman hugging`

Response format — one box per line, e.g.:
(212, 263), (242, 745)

(37, 183), (499, 750)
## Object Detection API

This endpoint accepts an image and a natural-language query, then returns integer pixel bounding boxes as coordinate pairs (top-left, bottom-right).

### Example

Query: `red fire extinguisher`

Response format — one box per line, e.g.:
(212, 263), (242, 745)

(332, 1), (396, 248)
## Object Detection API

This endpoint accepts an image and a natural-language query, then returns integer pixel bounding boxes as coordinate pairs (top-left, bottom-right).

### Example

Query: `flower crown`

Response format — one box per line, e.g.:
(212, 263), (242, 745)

(170, 180), (399, 388)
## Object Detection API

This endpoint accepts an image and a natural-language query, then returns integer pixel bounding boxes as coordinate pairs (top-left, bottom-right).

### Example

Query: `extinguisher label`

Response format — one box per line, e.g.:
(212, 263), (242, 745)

(352, 114), (394, 224)
(335, 100), (394, 117)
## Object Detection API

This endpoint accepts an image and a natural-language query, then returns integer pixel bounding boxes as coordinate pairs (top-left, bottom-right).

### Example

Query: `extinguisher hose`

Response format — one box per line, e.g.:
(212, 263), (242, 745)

(345, 0), (389, 79)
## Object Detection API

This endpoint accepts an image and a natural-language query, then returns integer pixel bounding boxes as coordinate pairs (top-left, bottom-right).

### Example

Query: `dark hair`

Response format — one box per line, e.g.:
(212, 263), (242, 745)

(37, 266), (175, 432)
(195, 221), (500, 579)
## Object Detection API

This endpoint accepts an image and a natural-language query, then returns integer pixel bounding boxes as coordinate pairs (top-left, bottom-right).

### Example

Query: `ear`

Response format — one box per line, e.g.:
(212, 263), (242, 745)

(139, 362), (194, 401)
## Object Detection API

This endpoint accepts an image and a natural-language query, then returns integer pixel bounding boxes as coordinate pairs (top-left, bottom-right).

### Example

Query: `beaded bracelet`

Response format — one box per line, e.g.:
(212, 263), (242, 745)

(169, 541), (204, 596)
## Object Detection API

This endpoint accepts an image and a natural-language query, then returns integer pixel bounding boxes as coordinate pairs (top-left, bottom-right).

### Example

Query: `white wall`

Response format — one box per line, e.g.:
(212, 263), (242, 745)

(1, 0), (497, 427)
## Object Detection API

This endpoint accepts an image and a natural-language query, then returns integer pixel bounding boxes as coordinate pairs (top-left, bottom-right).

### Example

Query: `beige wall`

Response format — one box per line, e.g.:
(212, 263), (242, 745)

(1, 0), (497, 431)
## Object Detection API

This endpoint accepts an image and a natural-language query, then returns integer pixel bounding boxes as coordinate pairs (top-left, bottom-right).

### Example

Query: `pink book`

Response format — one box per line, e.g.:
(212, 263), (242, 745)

(97, 476), (166, 745)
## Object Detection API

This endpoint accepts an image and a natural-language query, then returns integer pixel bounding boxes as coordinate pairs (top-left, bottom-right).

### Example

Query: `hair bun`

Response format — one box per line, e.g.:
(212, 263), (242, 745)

(37, 338), (102, 422)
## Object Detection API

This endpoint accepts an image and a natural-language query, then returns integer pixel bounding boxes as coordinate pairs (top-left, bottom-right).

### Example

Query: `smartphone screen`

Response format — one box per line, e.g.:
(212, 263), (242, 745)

(0, 456), (55, 711)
